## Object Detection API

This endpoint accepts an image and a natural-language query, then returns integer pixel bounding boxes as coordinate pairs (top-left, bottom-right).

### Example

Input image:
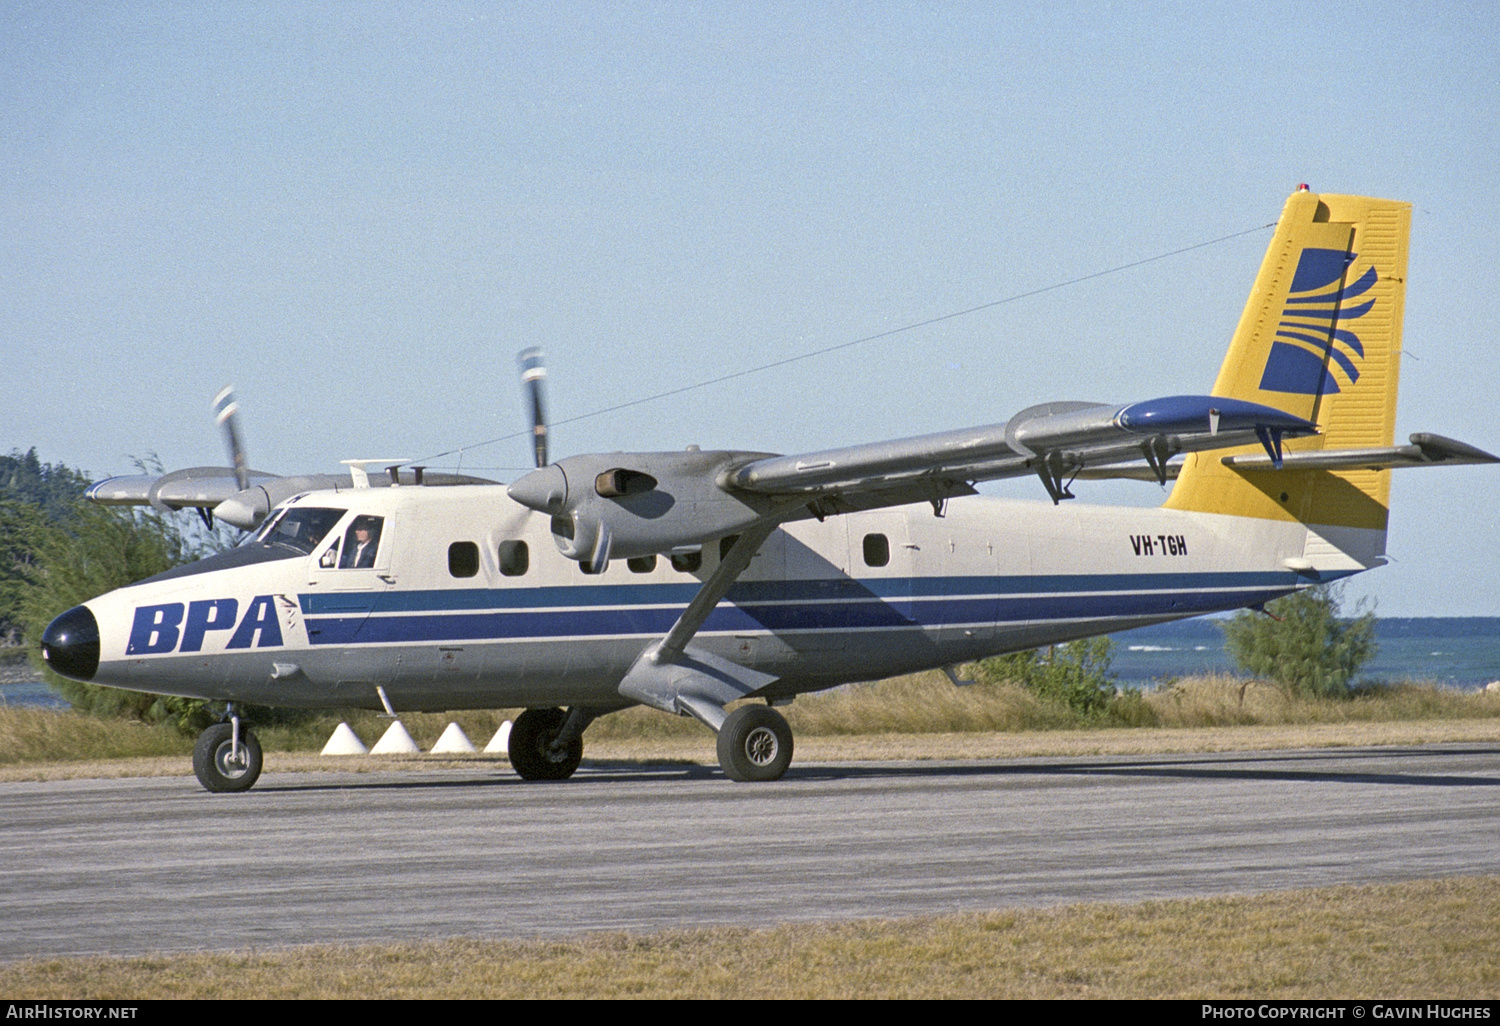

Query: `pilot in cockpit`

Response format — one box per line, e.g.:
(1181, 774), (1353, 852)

(339, 516), (382, 569)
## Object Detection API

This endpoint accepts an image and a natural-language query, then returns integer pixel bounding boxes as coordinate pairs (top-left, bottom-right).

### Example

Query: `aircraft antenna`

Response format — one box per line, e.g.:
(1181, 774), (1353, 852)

(413, 221), (1275, 469)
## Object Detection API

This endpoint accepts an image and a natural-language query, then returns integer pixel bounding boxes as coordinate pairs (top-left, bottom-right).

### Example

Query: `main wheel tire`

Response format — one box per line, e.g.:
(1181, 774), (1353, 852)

(717, 705), (793, 782)
(508, 707), (583, 781)
(192, 722), (263, 793)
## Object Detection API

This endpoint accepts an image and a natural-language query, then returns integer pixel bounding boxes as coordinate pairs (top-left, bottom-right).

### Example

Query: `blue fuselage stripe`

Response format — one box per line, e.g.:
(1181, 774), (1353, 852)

(299, 572), (1295, 646)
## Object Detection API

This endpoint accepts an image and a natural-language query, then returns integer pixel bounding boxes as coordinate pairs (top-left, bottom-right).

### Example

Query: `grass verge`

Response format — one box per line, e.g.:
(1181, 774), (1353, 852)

(5, 673), (1499, 769)
(2, 876), (1495, 998)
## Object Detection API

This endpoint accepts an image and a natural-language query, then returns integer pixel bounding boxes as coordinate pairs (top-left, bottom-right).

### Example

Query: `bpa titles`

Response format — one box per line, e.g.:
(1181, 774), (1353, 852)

(126, 597), (284, 654)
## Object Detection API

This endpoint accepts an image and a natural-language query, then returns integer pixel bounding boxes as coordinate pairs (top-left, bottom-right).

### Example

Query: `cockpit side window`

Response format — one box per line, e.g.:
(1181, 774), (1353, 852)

(255, 507), (347, 556)
(337, 515), (385, 568)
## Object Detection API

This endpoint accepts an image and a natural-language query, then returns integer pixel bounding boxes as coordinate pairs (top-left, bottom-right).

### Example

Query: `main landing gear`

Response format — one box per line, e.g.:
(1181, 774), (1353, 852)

(508, 707), (586, 781)
(507, 702), (795, 783)
(716, 705), (793, 782)
(192, 716), (263, 793)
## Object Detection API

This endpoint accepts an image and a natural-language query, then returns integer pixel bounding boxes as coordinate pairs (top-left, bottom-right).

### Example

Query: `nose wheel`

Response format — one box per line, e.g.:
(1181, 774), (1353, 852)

(193, 721), (263, 793)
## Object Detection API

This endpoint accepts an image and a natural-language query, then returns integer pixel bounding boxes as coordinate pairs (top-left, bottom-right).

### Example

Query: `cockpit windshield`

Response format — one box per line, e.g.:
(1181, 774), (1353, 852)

(251, 507), (347, 555)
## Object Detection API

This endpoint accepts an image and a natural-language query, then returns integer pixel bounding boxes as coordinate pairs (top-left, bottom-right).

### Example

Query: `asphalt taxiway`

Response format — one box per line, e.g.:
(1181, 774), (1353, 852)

(3, 744), (1498, 961)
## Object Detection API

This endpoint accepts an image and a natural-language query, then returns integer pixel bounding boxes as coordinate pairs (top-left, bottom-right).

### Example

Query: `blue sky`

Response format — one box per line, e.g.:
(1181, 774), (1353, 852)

(3, 2), (1497, 615)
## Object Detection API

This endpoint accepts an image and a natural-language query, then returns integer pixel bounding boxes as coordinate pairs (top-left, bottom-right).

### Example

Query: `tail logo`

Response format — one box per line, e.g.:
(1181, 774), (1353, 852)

(1258, 247), (1376, 395)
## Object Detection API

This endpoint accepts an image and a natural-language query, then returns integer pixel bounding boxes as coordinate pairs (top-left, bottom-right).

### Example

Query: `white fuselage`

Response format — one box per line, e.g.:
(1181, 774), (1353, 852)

(78, 484), (1336, 712)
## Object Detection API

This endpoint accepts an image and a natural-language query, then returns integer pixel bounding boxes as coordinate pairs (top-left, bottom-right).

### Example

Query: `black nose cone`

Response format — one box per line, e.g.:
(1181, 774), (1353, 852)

(42, 605), (100, 682)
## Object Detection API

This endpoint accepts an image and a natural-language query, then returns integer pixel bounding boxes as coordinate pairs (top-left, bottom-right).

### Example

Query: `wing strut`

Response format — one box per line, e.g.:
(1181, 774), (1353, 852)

(1140, 435), (1177, 486)
(1035, 451), (1080, 505)
(618, 512), (794, 731)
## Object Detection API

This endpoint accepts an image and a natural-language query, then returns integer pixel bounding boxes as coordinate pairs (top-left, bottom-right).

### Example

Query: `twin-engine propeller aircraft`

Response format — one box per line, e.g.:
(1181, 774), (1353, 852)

(42, 187), (1497, 792)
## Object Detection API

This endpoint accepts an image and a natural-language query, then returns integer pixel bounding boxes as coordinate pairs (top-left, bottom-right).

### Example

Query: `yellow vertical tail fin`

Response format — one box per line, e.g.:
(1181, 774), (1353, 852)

(1166, 188), (1411, 535)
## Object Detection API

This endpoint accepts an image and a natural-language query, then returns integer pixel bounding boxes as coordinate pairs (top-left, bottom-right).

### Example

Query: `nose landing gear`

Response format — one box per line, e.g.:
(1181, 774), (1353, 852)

(193, 715), (263, 793)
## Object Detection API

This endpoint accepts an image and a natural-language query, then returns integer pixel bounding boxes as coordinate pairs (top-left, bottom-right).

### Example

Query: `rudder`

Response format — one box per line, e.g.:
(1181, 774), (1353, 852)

(1166, 187), (1411, 542)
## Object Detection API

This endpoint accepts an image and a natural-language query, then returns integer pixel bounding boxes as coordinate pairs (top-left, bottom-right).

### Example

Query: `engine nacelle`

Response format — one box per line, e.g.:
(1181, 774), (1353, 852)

(507, 449), (777, 567)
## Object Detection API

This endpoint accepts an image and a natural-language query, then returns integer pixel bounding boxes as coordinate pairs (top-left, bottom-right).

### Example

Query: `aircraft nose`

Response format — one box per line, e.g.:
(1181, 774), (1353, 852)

(41, 605), (100, 682)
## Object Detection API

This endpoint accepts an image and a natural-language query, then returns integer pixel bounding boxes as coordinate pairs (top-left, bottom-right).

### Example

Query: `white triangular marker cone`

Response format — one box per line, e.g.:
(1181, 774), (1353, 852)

(321, 722), (368, 756)
(430, 722), (477, 754)
(484, 720), (513, 755)
(370, 719), (421, 754)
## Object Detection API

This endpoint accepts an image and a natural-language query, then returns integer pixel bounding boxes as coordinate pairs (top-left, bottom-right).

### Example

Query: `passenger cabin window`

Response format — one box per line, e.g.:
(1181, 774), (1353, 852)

(448, 541), (479, 578)
(498, 540), (529, 577)
(579, 558), (606, 576)
(670, 551), (702, 573)
(719, 535), (741, 561)
(863, 533), (890, 568)
(335, 515), (385, 568)
(627, 555), (657, 574)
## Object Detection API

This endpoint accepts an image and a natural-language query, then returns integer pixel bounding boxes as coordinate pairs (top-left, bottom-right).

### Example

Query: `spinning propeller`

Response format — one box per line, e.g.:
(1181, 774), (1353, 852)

(518, 347), (549, 470)
(212, 385), (251, 492)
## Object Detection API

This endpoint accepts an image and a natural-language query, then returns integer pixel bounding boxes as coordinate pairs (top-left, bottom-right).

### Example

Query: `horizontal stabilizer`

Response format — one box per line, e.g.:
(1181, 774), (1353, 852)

(1221, 433), (1499, 472)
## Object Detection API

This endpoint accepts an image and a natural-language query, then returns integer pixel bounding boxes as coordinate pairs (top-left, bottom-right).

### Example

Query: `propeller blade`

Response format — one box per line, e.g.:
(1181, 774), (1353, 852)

(213, 385), (250, 492)
(518, 347), (549, 468)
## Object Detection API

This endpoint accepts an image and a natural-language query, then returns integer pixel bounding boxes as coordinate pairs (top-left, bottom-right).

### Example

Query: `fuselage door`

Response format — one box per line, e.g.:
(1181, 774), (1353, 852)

(303, 513), (396, 645)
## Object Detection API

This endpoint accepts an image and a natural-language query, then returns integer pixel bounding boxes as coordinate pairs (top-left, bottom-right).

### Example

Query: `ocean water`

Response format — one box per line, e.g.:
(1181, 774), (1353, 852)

(3, 618), (1497, 708)
(1107, 617), (1500, 691)
(0, 680), (67, 707)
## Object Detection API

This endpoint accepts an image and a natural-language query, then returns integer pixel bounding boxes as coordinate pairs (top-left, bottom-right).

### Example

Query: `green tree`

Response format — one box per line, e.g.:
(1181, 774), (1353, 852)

(0, 451), (91, 644)
(1221, 585), (1376, 697)
(0, 500), (49, 645)
(19, 500), (216, 732)
(0, 448), (91, 521)
(980, 635), (1118, 715)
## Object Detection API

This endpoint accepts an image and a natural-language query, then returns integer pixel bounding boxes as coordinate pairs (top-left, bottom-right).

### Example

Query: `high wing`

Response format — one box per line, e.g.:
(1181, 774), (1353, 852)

(724, 394), (1318, 506)
(506, 392), (1496, 571)
(505, 391), (1328, 567)
(509, 395), (1496, 573)
(84, 384), (500, 531)
(90, 464), (498, 530)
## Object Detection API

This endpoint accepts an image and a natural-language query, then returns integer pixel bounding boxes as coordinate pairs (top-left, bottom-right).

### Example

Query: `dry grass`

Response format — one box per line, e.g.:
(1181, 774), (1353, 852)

(3, 675), (1499, 779)
(1145, 673), (1500, 727)
(0, 704), (192, 765)
(3, 876), (1496, 998)
(5, 719), (1500, 784)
